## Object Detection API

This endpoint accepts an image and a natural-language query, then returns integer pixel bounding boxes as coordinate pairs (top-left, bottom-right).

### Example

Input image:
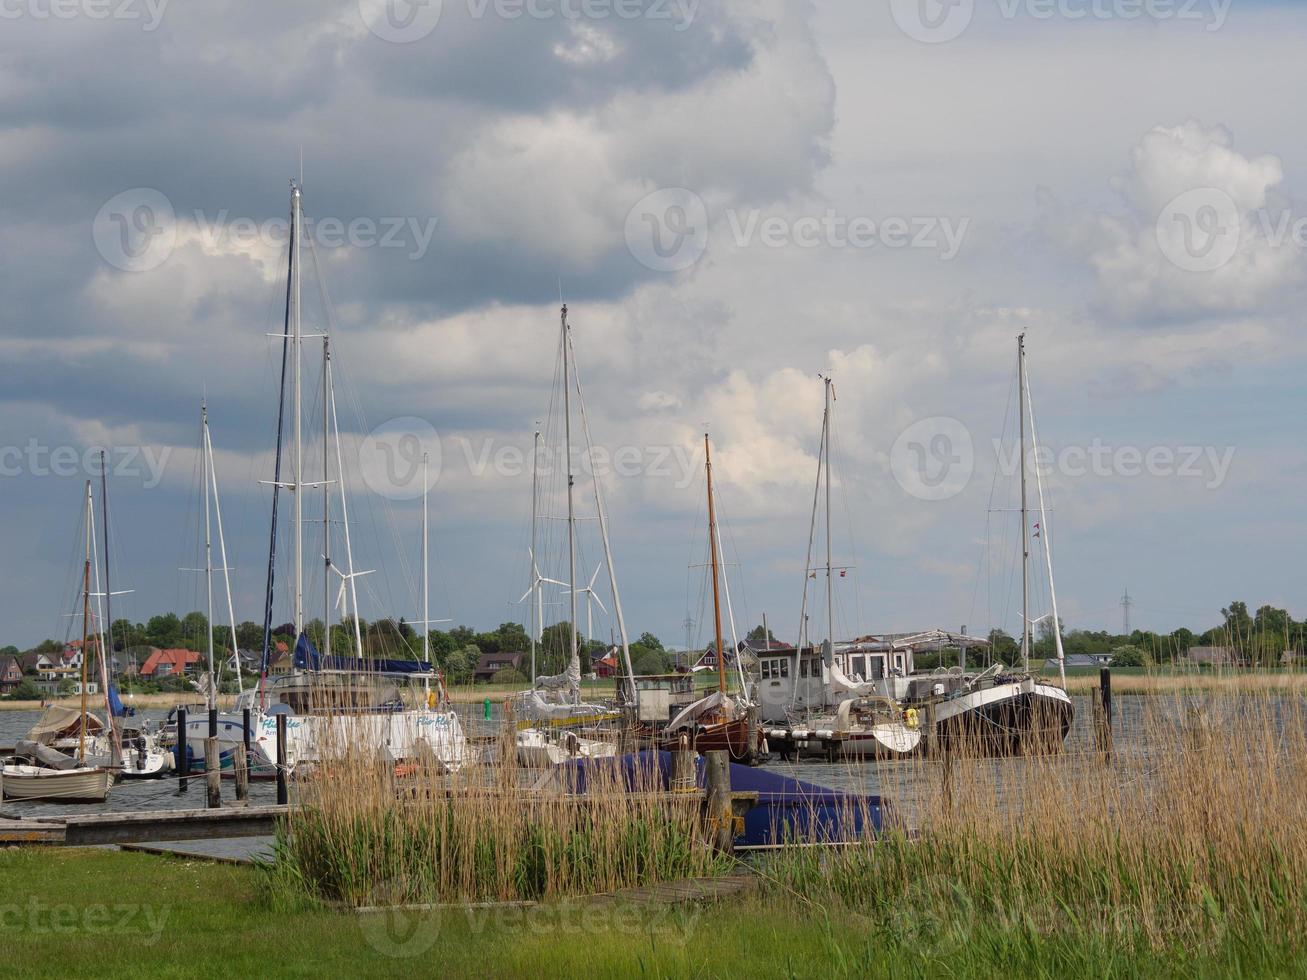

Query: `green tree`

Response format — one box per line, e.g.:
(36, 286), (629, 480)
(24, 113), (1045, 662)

(638, 631), (665, 651)
(746, 624), (776, 646)
(1110, 645), (1150, 668)
(491, 667), (527, 685)
(7, 678), (42, 701)
(443, 647), (476, 685)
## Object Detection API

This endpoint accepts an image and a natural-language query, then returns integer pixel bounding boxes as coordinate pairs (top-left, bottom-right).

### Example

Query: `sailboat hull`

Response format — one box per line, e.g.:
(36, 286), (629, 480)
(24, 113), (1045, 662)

(658, 718), (761, 763)
(933, 681), (1073, 755)
(1, 765), (111, 802)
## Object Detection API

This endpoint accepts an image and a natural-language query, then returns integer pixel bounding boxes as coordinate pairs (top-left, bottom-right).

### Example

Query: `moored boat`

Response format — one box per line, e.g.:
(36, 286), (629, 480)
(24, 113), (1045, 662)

(0, 764), (111, 802)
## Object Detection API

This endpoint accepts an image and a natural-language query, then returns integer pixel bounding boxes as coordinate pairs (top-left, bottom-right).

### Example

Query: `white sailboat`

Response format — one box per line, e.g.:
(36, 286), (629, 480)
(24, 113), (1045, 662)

(237, 181), (467, 774)
(513, 304), (633, 768)
(2, 483), (112, 803)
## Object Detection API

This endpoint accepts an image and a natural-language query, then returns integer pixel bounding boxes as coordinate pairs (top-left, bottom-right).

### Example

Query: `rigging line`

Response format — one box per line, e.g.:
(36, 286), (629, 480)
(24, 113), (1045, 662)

(973, 367), (1017, 635)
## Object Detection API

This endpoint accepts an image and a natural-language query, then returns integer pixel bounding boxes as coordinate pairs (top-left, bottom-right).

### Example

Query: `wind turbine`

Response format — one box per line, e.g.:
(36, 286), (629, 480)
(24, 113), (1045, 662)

(519, 547), (567, 641)
(564, 563), (607, 645)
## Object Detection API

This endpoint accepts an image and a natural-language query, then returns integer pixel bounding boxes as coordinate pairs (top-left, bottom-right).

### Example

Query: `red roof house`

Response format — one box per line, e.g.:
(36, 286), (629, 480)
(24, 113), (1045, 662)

(141, 648), (202, 678)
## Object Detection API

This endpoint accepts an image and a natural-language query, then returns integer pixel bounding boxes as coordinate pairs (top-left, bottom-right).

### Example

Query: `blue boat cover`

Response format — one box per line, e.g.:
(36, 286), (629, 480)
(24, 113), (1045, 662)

(559, 751), (893, 848)
(292, 632), (434, 676)
(108, 684), (127, 717)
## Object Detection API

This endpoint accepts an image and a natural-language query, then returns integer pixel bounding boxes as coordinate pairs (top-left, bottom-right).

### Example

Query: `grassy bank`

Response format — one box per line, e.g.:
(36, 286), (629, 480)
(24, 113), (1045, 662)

(4, 847), (1305, 978)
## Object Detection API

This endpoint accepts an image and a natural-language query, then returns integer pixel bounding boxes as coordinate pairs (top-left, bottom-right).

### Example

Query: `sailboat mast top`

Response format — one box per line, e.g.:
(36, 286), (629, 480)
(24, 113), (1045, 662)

(1018, 333), (1030, 673)
(529, 424), (540, 683)
(323, 337), (331, 660)
(99, 451), (113, 658)
(705, 433), (726, 695)
(291, 182), (304, 639)
(422, 451), (429, 663)
(561, 305), (579, 679)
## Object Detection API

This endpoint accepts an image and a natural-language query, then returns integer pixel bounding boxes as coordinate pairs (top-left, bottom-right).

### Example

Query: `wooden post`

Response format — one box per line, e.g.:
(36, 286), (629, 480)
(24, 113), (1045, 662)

(922, 702), (936, 760)
(705, 750), (733, 855)
(941, 735), (954, 811)
(1098, 667), (1113, 764)
(672, 735), (696, 794)
(233, 741), (249, 802)
(176, 707), (189, 793)
(205, 737), (221, 809)
(275, 713), (288, 805)
(242, 707), (252, 759)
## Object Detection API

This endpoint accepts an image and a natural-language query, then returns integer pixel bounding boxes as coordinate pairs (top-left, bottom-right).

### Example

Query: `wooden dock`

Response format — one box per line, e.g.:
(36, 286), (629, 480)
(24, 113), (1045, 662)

(0, 805), (287, 846)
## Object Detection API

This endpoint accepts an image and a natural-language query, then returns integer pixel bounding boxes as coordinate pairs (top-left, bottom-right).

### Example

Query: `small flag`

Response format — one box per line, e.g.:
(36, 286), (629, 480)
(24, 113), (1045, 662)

(809, 571), (817, 580)
(840, 570), (847, 578)
(1033, 522), (1041, 539)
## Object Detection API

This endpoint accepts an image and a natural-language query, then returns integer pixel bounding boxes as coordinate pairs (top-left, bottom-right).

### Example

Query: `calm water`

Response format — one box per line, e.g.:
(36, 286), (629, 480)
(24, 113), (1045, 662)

(3, 693), (1295, 825)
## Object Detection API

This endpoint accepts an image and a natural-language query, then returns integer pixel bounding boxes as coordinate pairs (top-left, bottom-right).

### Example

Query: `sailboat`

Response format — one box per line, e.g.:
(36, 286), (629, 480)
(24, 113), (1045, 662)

(234, 181), (467, 774)
(760, 343), (1073, 758)
(2, 483), (112, 802)
(655, 433), (762, 763)
(513, 305), (633, 767)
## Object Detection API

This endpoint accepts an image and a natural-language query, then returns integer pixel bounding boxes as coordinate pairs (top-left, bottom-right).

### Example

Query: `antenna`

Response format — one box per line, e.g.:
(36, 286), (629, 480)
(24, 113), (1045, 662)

(1121, 588), (1134, 636)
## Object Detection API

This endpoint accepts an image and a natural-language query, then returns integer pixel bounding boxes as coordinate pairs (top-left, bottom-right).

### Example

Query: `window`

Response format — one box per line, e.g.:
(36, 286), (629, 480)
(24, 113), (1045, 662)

(761, 661), (773, 680)
(779, 660), (790, 678)
(852, 656), (866, 678)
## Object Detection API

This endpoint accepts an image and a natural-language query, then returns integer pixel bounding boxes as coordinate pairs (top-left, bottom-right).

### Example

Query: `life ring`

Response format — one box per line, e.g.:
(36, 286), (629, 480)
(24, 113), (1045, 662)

(904, 707), (920, 730)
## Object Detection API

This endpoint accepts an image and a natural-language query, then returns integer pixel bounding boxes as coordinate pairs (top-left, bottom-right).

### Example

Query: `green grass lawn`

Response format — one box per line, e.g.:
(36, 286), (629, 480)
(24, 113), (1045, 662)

(3, 848), (1306, 979)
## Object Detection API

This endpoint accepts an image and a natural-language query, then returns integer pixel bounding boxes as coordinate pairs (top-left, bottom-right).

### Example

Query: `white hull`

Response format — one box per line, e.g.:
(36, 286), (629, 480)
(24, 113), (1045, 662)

(835, 722), (922, 758)
(255, 709), (469, 774)
(1, 765), (111, 802)
(516, 728), (618, 768)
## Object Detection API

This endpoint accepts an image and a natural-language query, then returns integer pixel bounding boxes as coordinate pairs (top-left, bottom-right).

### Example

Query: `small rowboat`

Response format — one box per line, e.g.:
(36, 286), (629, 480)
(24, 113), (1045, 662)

(0, 764), (111, 802)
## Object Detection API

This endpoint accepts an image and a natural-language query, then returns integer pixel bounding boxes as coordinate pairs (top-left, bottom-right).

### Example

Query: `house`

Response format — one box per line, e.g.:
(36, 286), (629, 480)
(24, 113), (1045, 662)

(34, 667), (97, 697)
(140, 648), (203, 678)
(0, 656), (23, 693)
(1188, 646), (1238, 668)
(19, 653), (58, 678)
(591, 648), (619, 678)
(1280, 651), (1306, 668)
(474, 652), (525, 684)
(1044, 653), (1112, 670)
(690, 643), (745, 674)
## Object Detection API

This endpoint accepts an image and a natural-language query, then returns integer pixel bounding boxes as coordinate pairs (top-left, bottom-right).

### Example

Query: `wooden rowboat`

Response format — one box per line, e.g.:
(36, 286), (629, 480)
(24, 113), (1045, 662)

(0, 764), (111, 802)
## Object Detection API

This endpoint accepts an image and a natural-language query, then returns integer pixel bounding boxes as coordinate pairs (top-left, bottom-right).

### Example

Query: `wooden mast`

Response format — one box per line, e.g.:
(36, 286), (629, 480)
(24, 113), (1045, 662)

(705, 433), (726, 695)
(79, 480), (91, 763)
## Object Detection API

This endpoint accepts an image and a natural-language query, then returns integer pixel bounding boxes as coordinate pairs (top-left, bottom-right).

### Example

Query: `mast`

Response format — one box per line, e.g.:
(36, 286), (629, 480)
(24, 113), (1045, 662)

(422, 451), (429, 663)
(259, 184), (295, 702)
(323, 337), (331, 660)
(327, 353), (365, 658)
(207, 413), (245, 697)
(529, 424), (540, 683)
(99, 451), (113, 669)
(561, 305), (579, 694)
(79, 481), (91, 763)
(1018, 333), (1030, 673)
(823, 377), (834, 647)
(202, 402), (216, 712)
(292, 181), (304, 640)
(1023, 341), (1067, 688)
(705, 433), (726, 695)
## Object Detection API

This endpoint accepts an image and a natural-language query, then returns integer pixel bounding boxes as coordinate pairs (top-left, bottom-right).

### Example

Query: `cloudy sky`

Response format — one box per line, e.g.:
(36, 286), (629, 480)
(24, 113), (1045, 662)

(2, 0), (1303, 651)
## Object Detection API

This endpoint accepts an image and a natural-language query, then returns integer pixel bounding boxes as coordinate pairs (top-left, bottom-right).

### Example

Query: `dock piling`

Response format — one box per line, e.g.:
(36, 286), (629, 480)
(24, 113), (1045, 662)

(234, 742), (249, 802)
(176, 707), (189, 793)
(1097, 667), (1114, 764)
(705, 750), (733, 855)
(275, 713), (288, 805)
(672, 736), (696, 793)
(205, 738), (221, 809)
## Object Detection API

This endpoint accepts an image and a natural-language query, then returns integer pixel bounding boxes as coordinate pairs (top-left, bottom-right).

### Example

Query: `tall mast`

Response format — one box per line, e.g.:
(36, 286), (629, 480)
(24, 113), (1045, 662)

(202, 403), (216, 712)
(207, 413), (245, 697)
(422, 451), (429, 662)
(79, 481), (91, 763)
(327, 354), (365, 658)
(1018, 333), (1030, 673)
(99, 451), (113, 667)
(291, 182), (304, 640)
(1023, 341), (1067, 688)
(823, 377), (834, 646)
(529, 424), (540, 683)
(323, 337), (331, 660)
(561, 305), (579, 689)
(705, 433), (726, 695)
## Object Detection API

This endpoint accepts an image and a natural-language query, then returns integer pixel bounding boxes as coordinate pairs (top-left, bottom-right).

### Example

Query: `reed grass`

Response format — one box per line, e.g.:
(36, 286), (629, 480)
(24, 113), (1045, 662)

(272, 724), (729, 908)
(763, 688), (1307, 958)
